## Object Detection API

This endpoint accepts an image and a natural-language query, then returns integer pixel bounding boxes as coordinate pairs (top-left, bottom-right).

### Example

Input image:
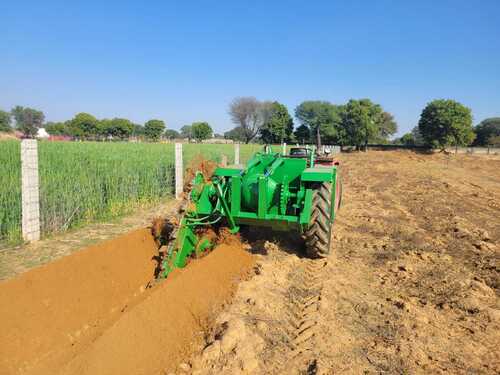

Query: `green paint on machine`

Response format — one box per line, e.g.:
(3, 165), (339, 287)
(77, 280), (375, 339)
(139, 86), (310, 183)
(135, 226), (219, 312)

(160, 146), (342, 279)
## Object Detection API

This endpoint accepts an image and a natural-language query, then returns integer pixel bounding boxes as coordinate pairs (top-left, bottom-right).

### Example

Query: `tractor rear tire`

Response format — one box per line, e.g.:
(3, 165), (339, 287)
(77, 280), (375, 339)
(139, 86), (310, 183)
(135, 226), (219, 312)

(305, 182), (333, 258)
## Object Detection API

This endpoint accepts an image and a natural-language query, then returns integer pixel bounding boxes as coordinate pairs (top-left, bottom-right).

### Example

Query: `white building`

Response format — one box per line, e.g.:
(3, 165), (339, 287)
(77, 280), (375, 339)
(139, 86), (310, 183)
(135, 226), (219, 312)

(36, 128), (50, 139)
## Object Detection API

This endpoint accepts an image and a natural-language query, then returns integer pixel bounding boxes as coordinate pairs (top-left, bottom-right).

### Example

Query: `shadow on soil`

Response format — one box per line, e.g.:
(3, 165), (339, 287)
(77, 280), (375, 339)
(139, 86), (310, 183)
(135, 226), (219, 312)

(240, 226), (308, 258)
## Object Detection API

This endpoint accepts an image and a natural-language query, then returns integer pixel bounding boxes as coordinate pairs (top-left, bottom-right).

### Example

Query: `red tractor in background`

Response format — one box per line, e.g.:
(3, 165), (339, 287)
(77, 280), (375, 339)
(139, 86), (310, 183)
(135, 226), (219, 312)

(288, 146), (340, 167)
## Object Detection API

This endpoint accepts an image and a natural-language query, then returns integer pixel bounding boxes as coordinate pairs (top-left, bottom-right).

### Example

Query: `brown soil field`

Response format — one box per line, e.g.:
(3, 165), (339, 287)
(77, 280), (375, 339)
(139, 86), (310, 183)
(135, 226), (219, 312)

(183, 151), (499, 374)
(1, 151), (499, 375)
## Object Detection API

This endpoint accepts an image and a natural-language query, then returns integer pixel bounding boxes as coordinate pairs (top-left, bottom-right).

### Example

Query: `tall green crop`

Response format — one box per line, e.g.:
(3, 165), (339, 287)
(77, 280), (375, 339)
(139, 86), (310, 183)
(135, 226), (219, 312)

(37, 142), (175, 236)
(0, 140), (263, 245)
(0, 141), (21, 243)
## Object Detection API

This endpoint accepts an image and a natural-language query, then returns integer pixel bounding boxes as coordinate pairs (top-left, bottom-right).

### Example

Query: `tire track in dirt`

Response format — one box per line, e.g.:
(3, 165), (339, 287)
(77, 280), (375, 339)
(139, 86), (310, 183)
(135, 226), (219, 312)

(285, 259), (328, 374)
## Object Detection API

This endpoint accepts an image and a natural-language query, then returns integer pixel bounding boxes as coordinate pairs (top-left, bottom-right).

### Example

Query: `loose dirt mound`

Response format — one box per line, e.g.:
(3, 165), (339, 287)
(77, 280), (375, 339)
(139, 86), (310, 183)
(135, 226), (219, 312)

(0, 228), (254, 375)
(184, 154), (218, 189)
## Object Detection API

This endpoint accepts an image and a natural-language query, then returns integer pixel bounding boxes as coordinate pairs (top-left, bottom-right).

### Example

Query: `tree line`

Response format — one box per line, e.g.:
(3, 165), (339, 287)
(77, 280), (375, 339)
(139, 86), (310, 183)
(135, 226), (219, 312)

(225, 97), (400, 148)
(0, 107), (215, 142)
(225, 97), (500, 148)
(224, 97), (398, 148)
(1, 100), (498, 148)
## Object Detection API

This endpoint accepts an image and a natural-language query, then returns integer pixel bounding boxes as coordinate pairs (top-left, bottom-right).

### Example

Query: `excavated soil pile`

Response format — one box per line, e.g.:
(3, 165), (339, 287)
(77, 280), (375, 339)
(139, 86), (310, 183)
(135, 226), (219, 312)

(184, 154), (218, 189)
(0, 228), (254, 375)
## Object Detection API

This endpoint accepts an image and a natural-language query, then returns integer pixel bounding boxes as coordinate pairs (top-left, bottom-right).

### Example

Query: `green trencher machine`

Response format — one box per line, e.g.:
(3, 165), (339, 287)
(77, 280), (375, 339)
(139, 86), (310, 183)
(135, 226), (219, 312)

(159, 146), (341, 278)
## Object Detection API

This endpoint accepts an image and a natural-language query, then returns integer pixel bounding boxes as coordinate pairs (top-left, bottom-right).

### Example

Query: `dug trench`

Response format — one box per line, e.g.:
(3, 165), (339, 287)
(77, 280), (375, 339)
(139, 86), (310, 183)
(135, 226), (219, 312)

(0, 227), (255, 375)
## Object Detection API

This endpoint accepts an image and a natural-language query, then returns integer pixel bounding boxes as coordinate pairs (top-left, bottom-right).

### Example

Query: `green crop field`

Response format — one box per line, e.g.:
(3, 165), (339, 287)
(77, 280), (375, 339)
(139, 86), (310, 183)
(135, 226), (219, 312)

(0, 140), (264, 244)
(0, 141), (21, 243)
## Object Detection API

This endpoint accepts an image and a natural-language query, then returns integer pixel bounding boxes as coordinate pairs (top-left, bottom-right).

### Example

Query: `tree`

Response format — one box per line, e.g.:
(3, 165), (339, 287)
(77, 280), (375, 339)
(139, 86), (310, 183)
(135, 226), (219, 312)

(418, 99), (474, 150)
(397, 133), (416, 146)
(111, 118), (134, 140)
(164, 129), (180, 140)
(0, 110), (12, 132)
(99, 118), (134, 140)
(322, 105), (345, 145)
(180, 125), (192, 140)
(411, 126), (425, 146)
(132, 124), (145, 138)
(295, 101), (329, 148)
(376, 112), (398, 142)
(224, 126), (246, 142)
(144, 119), (166, 141)
(68, 113), (99, 139)
(488, 135), (500, 146)
(97, 119), (112, 138)
(473, 118), (500, 146)
(45, 121), (69, 136)
(259, 101), (294, 144)
(228, 97), (267, 143)
(11, 106), (45, 138)
(340, 99), (382, 149)
(294, 124), (310, 144)
(295, 101), (344, 148)
(191, 122), (213, 142)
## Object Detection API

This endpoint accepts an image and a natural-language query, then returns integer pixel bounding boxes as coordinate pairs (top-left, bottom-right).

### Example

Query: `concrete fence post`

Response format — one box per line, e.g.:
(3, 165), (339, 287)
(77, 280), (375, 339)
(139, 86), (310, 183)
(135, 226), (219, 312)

(234, 143), (240, 165)
(282, 142), (287, 155)
(175, 143), (183, 200)
(21, 139), (40, 242)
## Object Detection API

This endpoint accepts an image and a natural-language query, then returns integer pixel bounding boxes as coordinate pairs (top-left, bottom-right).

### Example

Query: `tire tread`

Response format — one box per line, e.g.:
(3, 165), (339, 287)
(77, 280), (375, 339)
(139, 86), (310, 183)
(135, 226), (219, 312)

(305, 182), (333, 258)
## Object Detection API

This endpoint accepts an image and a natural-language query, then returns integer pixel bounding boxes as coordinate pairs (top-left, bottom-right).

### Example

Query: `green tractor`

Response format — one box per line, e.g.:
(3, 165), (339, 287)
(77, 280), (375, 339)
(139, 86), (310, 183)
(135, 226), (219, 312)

(159, 146), (342, 278)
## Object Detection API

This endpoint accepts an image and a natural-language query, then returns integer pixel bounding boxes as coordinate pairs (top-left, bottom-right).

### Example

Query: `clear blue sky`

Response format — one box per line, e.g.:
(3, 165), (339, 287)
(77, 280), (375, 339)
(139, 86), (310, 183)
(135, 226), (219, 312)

(2, 0), (499, 136)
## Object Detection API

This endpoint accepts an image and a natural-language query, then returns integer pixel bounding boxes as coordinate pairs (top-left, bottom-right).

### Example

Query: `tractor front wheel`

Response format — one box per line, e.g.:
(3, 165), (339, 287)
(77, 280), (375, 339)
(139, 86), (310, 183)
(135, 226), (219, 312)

(305, 182), (333, 258)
